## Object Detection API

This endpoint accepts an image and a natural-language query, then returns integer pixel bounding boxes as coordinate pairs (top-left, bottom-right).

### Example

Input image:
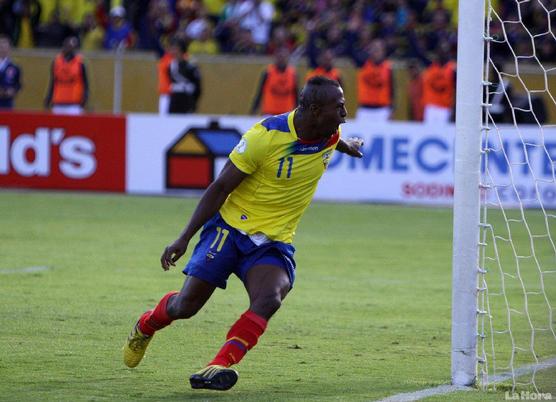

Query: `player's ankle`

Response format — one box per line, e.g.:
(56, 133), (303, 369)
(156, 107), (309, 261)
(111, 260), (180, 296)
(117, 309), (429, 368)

(208, 358), (230, 367)
(138, 310), (156, 336)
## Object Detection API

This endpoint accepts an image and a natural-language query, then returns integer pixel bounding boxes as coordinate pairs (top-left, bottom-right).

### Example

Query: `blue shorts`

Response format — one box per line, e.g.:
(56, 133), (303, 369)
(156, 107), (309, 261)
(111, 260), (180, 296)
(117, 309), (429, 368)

(183, 213), (296, 289)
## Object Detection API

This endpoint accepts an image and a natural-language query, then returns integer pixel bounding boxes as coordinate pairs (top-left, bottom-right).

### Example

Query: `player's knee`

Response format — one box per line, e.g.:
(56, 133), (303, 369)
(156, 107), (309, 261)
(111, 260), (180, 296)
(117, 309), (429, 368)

(167, 294), (203, 319)
(250, 293), (282, 319)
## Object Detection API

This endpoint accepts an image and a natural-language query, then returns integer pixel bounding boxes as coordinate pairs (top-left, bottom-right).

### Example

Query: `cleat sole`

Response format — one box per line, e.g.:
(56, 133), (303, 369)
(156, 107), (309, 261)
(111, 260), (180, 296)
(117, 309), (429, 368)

(189, 369), (238, 391)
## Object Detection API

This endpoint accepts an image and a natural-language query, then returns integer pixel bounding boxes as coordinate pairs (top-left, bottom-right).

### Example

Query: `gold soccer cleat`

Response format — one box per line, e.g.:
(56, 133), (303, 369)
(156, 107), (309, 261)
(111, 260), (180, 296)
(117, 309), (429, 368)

(123, 323), (152, 368)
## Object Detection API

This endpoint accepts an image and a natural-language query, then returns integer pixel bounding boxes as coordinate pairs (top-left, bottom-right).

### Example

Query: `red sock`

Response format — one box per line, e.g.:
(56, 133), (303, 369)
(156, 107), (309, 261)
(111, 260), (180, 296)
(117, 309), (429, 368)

(209, 310), (268, 367)
(138, 291), (178, 336)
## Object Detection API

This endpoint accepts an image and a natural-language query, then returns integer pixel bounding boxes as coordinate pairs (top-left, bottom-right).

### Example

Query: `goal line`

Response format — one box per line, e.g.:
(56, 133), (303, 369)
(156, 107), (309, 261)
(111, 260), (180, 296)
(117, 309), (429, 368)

(378, 357), (556, 402)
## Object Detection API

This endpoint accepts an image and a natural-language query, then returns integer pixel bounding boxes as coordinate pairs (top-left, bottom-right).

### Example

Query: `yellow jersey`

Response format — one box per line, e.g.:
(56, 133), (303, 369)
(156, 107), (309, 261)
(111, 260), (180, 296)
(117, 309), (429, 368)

(219, 110), (340, 243)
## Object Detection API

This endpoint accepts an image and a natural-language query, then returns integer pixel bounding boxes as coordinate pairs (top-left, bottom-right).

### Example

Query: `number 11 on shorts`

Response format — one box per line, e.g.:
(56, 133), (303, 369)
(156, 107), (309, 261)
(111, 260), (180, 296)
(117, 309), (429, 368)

(210, 226), (230, 252)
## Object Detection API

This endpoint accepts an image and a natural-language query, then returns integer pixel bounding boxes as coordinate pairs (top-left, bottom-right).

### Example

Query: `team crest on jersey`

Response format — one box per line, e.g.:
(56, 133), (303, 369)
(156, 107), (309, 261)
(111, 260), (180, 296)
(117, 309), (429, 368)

(6, 66), (15, 79)
(322, 151), (332, 169)
(235, 138), (247, 154)
(206, 251), (216, 262)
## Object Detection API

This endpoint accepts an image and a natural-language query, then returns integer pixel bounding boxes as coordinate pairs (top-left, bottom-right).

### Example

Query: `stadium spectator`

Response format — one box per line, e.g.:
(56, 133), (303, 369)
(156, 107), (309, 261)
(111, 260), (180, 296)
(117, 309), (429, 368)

(306, 18), (350, 61)
(188, 23), (219, 55)
(375, 11), (399, 56)
(12, 0), (42, 48)
(250, 46), (298, 115)
(536, 37), (555, 64)
(136, 0), (176, 53)
(44, 36), (89, 114)
(487, 61), (514, 124)
(305, 48), (343, 89)
(38, 0), (95, 28)
(157, 48), (173, 114)
(354, 39), (394, 122)
(103, 6), (135, 50)
(265, 25), (296, 55)
(231, 26), (259, 54)
(0, 35), (22, 109)
(407, 59), (424, 121)
(80, 12), (104, 50)
(0, 0), (16, 41)
(35, 7), (76, 48)
(422, 8), (457, 57)
(213, 0), (243, 53)
(421, 43), (456, 124)
(168, 37), (201, 114)
(184, 5), (212, 41)
(204, 0), (227, 22)
(121, 0), (149, 38)
(234, 0), (274, 52)
(423, 0), (453, 27)
(123, 76), (364, 392)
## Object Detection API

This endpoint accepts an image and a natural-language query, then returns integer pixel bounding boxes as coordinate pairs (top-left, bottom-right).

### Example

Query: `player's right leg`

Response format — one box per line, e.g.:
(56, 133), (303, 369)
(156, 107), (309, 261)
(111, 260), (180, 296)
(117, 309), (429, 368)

(123, 276), (215, 368)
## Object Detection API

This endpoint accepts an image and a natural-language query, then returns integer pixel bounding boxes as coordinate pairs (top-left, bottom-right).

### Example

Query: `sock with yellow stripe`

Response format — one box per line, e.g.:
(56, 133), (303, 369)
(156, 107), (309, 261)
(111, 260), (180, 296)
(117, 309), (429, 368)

(208, 310), (268, 367)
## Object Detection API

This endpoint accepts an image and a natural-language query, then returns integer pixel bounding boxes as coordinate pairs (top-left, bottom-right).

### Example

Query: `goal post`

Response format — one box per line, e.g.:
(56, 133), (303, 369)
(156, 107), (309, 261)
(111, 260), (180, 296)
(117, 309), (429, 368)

(452, 0), (556, 391)
(451, 0), (486, 387)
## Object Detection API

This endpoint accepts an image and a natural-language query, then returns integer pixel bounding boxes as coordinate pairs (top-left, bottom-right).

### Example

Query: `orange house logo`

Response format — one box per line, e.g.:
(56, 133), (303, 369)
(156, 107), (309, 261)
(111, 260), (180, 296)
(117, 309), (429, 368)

(165, 122), (242, 190)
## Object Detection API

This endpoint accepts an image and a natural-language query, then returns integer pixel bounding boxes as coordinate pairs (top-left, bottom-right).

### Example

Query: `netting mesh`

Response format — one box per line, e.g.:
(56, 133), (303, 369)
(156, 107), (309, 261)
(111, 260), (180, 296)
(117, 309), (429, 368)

(479, 0), (556, 391)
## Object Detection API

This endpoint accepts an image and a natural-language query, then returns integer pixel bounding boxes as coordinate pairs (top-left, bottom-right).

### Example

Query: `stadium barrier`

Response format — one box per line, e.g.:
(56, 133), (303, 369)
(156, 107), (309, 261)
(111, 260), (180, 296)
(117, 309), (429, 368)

(1, 111), (555, 208)
(11, 50), (556, 124)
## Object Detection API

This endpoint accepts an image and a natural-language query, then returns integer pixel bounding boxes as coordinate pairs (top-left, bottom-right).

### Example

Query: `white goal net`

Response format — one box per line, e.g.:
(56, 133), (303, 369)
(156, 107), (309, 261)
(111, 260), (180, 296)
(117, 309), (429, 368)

(478, 0), (556, 391)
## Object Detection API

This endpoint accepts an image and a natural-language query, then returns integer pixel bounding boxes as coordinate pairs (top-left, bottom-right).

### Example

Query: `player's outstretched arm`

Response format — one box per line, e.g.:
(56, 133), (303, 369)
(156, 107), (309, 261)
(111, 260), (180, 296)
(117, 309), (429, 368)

(336, 137), (364, 158)
(160, 160), (247, 270)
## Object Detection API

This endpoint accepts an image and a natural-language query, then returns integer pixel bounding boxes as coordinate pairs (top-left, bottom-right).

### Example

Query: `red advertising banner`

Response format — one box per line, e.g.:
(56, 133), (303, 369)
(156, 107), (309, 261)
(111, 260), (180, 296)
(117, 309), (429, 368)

(0, 112), (126, 192)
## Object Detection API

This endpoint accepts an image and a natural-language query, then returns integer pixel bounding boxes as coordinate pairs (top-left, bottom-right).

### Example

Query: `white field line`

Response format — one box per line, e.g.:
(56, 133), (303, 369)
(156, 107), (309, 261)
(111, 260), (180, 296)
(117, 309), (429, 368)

(485, 357), (556, 385)
(377, 385), (473, 402)
(377, 357), (556, 402)
(0, 266), (50, 274)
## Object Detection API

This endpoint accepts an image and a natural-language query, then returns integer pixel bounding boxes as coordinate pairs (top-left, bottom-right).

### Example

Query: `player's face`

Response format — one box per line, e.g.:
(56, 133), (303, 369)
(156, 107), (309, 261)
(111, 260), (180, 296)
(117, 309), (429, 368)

(316, 86), (347, 137)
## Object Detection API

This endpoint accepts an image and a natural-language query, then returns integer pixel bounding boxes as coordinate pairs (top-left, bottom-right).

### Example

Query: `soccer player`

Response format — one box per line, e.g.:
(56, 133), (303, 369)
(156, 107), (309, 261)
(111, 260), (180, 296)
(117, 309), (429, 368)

(123, 76), (364, 391)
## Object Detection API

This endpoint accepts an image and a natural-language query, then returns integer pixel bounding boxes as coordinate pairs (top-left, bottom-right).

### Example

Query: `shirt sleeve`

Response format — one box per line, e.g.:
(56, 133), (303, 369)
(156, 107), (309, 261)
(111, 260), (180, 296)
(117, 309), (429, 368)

(229, 124), (268, 174)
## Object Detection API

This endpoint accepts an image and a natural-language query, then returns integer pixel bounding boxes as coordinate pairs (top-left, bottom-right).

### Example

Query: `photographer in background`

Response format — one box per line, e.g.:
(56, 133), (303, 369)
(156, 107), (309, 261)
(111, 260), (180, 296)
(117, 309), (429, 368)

(168, 37), (201, 114)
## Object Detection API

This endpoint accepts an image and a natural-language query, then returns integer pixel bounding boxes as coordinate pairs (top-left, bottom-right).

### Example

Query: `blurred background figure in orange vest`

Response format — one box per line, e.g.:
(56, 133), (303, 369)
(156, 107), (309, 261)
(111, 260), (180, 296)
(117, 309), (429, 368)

(407, 59), (424, 121)
(305, 48), (343, 88)
(157, 43), (173, 115)
(250, 46), (298, 116)
(44, 36), (89, 115)
(421, 41), (456, 124)
(355, 39), (394, 123)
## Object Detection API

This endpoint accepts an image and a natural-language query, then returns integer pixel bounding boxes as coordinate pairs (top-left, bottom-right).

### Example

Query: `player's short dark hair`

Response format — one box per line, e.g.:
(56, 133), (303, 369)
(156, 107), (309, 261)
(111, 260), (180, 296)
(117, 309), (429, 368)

(299, 76), (341, 111)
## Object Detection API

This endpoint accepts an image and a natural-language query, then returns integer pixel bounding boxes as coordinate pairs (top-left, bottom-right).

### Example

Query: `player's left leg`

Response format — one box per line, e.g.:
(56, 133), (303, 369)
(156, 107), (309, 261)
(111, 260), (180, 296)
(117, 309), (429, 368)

(124, 276), (216, 368)
(189, 262), (290, 391)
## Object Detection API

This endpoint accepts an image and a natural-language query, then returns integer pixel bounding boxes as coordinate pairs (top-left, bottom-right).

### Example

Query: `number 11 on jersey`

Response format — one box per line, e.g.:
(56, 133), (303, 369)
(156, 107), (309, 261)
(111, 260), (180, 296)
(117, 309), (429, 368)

(277, 157), (294, 178)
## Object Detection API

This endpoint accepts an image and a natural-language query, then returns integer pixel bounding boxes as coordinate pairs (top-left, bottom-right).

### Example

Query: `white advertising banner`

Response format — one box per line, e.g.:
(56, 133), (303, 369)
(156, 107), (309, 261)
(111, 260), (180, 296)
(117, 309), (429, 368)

(319, 121), (556, 208)
(127, 114), (259, 194)
(127, 114), (556, 208)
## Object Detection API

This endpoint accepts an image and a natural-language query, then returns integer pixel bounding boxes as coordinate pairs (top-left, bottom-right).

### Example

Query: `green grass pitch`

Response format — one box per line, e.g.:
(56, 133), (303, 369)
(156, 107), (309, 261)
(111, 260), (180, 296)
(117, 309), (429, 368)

(0, 190), (554, 401)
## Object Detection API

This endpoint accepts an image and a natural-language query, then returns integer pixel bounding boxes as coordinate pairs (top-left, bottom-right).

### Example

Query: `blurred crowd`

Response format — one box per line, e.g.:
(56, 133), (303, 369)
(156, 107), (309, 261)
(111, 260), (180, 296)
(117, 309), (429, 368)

(0, 0), (552, 60)
(0, 0), (552, 122)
